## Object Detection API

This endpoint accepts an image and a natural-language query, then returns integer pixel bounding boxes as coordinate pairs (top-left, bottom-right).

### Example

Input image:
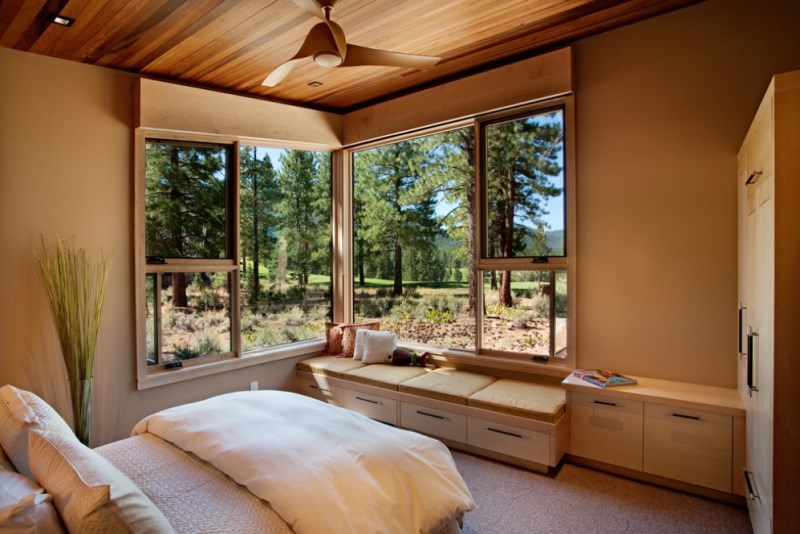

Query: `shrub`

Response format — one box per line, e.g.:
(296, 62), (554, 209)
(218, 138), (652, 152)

(425, 309), (454, 324)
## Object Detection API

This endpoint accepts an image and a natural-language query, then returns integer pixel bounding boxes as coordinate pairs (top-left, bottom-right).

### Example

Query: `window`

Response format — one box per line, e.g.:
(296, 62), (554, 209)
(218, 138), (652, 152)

(239, 146), (332, 352)
(141, 138), (331, 371)
(351, 99), (573, 364)
(477, 104), (570, 361)
(352, 127), (475, 351)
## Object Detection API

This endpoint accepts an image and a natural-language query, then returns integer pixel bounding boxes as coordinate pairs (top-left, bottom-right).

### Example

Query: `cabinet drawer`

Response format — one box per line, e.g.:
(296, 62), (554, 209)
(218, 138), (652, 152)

(343, 389), (397, 425)
(468, 417), (550, 465)
(401, 402), (466, 443)
(570, 391), (643, 470)
(296, 376), (342, 406)
(643, 403), (732, 492)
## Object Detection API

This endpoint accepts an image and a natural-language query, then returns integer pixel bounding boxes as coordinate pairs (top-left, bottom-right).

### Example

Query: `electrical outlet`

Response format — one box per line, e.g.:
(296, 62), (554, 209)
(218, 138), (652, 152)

(249, 381), (258, 391)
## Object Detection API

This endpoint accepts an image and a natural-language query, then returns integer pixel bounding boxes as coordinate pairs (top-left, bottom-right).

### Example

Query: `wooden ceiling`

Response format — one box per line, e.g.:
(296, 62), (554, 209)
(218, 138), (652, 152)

(0, 0), (702, 112)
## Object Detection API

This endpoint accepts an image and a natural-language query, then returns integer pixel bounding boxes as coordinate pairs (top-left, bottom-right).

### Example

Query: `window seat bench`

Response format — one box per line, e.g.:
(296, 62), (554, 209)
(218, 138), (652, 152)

(295, 356), (567, 473)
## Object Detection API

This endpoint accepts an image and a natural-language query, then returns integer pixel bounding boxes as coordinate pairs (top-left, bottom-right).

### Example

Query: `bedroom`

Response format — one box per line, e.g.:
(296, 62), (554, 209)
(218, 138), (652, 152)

(1, 0), (798, 531)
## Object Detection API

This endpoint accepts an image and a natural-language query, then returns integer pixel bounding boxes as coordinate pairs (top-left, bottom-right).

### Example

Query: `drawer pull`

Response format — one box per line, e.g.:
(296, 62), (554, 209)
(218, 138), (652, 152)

(414, 410), (450, 421)
(308, 385), (331, 393)
(591, 400), (622, 407)
(744, 469), (760, 500)
(486, 427), (529, 440)
(667, 412), (705, 422)
(745, 170), (762, 185)
(355, 396), (383, 405)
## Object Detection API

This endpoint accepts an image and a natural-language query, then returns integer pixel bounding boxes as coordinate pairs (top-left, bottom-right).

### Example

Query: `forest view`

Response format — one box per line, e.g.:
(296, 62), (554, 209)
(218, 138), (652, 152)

(144, 107), (567, 364)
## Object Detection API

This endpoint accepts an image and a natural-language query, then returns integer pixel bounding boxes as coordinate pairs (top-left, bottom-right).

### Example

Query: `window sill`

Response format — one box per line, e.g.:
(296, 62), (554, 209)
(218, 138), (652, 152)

(137, 339), (326, 390)
(436, 349), (572, 379)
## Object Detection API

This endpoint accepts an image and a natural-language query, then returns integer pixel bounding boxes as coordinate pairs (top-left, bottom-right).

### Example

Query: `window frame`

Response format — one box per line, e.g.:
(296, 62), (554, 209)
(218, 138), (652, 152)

(341, 96), (576, 373)
(135, 130), (335, 389)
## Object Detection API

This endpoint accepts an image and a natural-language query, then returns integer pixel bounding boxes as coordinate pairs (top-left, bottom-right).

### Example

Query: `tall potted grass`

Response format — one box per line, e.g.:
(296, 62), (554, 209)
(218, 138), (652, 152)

(35, 235), (111, 446)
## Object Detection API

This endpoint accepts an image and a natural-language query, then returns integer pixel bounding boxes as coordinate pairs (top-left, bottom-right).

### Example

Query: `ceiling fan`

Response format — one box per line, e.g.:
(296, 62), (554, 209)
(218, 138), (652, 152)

(262, 0), (441, 87)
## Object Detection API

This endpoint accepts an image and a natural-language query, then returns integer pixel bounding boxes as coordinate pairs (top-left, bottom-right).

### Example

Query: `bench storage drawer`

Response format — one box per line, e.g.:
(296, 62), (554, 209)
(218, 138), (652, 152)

(344, 389), (397, 425)
(296, 376), (342, 406)
(401, 402), (466, 443)
(468, 417), (550, 465)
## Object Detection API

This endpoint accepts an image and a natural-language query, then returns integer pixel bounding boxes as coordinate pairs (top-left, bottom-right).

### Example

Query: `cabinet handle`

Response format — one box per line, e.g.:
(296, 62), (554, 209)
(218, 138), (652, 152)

(745, 170), (762, 185)
(747, 326), (759, 396)
(414, 410), (450, 421)
(355, 396), (383, 405)
(743, 469), (760, 500)
(486, 427), (529, 440)
(309, 384), (331, 393)
(667, 412), (705, 422)
(591, 400), (623, 407)
(738, 304), (746, 356)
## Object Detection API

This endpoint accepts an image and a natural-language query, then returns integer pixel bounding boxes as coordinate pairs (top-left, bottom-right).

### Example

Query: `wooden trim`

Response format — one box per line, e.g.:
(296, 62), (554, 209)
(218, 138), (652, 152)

(563, 94), (577, 371)
(231, 141), (242, 357)
(343, 47), (573, 146)
(332, 149), (350, 323)
(134, 128), (148, 385)
(145, 261), (237, 273)
(137, 79), (343, 149)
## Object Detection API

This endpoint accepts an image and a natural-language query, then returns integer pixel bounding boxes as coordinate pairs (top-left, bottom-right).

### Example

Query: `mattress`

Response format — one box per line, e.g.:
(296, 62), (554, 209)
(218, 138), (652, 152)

(96, 433), (292, 534)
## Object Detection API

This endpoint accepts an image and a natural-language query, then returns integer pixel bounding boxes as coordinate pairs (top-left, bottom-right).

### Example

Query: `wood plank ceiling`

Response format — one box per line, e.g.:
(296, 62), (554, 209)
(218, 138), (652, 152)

(0, 0), (703, 112)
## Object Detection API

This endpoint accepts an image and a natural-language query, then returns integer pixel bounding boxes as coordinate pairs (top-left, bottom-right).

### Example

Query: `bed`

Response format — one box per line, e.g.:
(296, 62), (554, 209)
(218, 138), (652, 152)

(0, 385), (475, 533)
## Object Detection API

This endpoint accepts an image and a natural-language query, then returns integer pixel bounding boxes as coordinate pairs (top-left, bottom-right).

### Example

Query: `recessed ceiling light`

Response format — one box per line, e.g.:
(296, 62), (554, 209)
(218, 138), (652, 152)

(49, 14), (75, 27)
(307, 81), (323, 87)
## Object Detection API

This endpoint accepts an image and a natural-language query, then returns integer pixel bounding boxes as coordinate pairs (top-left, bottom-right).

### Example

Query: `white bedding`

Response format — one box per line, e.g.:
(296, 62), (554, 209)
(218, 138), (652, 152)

(132, 390), (474, 534)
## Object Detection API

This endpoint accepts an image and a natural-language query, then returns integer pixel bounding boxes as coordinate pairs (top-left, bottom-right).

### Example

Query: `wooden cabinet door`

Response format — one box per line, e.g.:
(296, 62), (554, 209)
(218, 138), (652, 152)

(744, 174), (774, 534)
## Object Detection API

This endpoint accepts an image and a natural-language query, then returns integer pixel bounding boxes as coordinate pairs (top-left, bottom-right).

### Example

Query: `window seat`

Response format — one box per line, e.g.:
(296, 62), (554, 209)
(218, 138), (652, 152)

(295, 356), (567, 472)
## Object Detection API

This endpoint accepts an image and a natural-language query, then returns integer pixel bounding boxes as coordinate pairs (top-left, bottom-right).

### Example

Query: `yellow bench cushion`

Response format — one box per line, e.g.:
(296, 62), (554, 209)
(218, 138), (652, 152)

(296, 355), (364, 378)
(398, 368), (497, 405)
(468, 378), (565, 423)
(343, 365), (429, 390)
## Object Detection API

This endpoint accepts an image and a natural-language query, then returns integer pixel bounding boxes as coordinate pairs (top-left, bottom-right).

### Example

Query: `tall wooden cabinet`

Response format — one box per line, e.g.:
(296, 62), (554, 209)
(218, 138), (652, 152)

(737, 70), (800, 534)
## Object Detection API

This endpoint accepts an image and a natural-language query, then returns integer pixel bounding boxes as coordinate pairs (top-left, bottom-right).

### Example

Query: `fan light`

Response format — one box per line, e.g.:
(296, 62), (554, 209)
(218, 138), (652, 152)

(313, 51), (343, 68)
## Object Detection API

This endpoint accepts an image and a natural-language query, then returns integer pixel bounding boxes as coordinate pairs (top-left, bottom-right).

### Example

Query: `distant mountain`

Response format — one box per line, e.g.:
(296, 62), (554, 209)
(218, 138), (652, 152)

(546, 229), (564, 254)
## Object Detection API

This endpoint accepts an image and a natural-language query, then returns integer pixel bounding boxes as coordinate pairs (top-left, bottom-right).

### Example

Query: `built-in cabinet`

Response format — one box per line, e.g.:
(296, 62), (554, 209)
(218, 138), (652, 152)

(563, 375), (745, 499)
(737, 70), (800, 534)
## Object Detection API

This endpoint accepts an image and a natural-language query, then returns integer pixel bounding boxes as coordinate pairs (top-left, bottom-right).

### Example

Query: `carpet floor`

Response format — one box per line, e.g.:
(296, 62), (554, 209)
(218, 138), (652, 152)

(451, 451), (753, 534)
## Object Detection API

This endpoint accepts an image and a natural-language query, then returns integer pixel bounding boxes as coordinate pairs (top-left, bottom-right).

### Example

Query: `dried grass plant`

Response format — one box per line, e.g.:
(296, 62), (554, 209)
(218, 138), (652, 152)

(35, 235), (111, 445)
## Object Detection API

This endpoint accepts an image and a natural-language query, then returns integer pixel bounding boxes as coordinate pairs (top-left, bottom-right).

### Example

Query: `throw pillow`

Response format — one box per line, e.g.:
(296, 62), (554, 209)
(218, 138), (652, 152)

(341, 322), (380, 358)
(361, 330), (398, 364)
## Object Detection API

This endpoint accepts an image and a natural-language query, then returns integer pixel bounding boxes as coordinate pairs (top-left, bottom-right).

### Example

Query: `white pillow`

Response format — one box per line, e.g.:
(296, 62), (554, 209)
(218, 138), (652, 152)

(0, 385), (75, 478)
(0, 468), (65, 532)
(361, 330), (398, 364)
(353, 329), (368, 360)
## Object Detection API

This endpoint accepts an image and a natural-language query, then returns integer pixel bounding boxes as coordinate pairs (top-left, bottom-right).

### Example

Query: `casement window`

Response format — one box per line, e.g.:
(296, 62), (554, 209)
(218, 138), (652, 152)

(138, 136), (332, 381)
(350, 97), (575, 368)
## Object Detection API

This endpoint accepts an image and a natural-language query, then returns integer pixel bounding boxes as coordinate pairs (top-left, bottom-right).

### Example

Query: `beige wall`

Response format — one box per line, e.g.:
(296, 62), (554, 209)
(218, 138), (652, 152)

(0, 48), (307, 445)
(2, 0), (799, 444)
(573, 0), (800, 385)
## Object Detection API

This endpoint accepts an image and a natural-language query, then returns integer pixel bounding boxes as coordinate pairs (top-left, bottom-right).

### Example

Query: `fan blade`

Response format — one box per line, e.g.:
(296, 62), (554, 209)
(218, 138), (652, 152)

(325, 19), (347, 58)
(292, 0), (326, 20)
(262, 24), (331, 87)
(341, 44), (440, 69)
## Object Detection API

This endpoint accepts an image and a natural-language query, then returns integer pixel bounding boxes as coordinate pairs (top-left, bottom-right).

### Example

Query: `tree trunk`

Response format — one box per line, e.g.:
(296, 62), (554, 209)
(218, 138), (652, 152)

(498, 167), (516, 307)
(490, 270), (498, 290)
(172, 273), (188, 307)
(393, 244), (403, 296)
(461, 130), (478, 315)
(358, 238), (366, 287)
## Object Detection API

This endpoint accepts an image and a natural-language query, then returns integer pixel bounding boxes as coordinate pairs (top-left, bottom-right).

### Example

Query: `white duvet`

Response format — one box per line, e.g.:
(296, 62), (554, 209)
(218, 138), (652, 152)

(132, 390), (475, 534)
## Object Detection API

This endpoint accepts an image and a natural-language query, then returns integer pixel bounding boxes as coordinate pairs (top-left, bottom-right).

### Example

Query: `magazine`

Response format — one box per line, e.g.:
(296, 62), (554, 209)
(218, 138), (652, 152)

(573, 369), (637, 388)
